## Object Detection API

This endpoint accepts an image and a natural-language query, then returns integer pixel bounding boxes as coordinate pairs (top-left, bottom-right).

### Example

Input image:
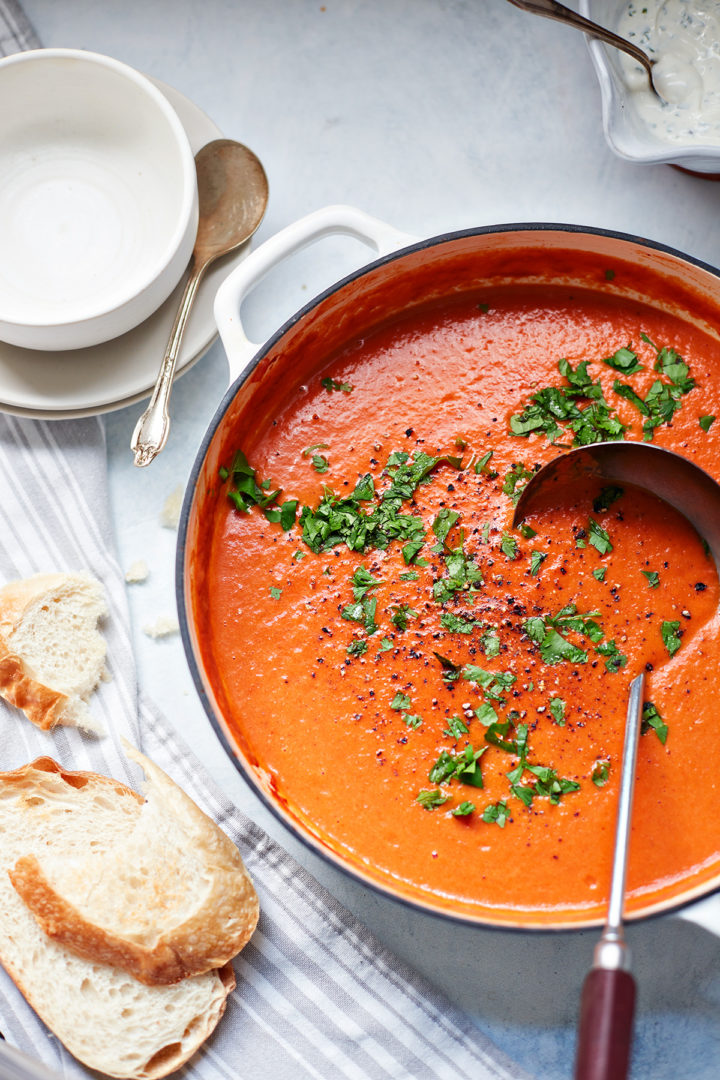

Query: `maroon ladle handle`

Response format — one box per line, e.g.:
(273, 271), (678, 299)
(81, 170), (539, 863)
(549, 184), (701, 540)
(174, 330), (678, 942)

(574, 967), (636, 1080)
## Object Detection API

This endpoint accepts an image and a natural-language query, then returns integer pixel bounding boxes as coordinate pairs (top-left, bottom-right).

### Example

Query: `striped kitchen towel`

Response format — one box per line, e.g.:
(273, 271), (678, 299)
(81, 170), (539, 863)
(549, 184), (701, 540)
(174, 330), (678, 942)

(0, 11), (529, 1080)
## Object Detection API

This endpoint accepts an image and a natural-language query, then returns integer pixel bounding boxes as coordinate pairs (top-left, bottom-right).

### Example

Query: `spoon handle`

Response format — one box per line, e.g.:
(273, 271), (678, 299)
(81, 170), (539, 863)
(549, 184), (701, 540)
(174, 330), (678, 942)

(131, 261), (205, 468)
(506, 0), (654, 80)
(575, 967), (636, 1080)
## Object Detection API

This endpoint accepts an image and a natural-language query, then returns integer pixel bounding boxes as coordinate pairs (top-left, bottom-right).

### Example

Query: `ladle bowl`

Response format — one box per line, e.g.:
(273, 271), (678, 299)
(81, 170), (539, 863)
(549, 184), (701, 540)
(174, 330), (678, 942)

(513, 441), (720, 575)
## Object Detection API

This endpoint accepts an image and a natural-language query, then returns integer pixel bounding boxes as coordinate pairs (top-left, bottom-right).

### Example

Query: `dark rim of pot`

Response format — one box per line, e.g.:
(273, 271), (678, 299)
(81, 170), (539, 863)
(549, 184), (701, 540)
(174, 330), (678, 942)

(176, 220), (720, 933)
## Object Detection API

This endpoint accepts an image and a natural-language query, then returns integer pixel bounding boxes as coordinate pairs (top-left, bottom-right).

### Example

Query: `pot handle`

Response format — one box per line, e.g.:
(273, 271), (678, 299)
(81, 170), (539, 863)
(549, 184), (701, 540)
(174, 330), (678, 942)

(213, 204), (417, 385)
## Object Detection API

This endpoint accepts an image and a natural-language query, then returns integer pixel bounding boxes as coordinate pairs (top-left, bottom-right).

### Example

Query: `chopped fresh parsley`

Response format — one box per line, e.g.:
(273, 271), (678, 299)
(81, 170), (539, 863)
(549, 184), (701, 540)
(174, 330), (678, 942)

(434, 652), (461, 684)
(502, 463), (534, 505)
(402, 713), (423, 729)
(390, 603), (418, 631)
(462, 664), (517, 701)
(480, 628), (501, 658)
(641, 701), (668, 744)
(390, 691), (411, 711)
(549, 697), (566, 725)
(346, 639), (368, 657)
(700, 415), (716, 433)
(509, 358), (627, 446)
(341, 596), (378, 635)
(269, 586), (282, 599)
(641, 570), (660, 588)
(661, 620), (682, 657)
(379, 637), (393, 652)
(350, 565), (384, 599)
(588, 518), (613, 555)
(596, 639), (628, 673)
(482, 800), (511, 827)
(321, 376), (353, 393)
(603, 347), (643, 375)
(432, 508), (461, 545)
(592, 566), (607, 582)
(592, 760), (611, 787)
(500, 533), (519, 560)
(530, 550), (547, 576)
(440, 611), (478, 634)
(310, 454), (330, 473)
(221, 449), (298, 529)
(473, 450), (497, 476)
(432, 547), (484, 604)
(451, 801), (476, 816)
(444, 715), (469, 740)
(593, 485), (624, 513)
(416, 789), (450, 810)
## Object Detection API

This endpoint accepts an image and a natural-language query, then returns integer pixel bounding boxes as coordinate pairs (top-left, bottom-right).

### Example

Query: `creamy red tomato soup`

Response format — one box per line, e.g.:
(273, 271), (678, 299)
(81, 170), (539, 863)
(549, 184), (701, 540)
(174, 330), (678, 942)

(195, 275), (720, 926)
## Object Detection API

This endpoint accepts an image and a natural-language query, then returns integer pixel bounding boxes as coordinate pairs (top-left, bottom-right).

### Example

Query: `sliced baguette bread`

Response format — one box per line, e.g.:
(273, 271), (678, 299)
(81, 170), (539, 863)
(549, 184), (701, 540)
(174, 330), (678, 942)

(0, 571), (107, 731)
(10, 741), (260, 985)
(0, 747), (258, 1078)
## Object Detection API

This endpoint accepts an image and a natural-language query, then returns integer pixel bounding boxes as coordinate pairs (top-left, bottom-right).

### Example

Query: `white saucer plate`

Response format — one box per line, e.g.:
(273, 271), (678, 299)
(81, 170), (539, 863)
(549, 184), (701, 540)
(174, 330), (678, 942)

(0, 80), (247, 420)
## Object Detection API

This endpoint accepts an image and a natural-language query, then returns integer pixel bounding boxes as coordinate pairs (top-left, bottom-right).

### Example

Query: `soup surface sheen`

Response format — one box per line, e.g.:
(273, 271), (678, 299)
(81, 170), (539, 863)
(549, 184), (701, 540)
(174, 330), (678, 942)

(200, 278), (720, 926)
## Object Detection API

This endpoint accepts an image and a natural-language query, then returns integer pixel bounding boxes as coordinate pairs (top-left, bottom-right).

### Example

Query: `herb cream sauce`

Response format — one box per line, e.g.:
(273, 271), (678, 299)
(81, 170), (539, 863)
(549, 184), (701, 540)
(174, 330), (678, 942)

(618, 1), (720, 144)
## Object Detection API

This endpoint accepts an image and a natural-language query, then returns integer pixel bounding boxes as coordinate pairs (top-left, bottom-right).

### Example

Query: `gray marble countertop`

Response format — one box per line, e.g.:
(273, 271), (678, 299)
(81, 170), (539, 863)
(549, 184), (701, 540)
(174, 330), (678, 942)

(21, 2), (720, 1077)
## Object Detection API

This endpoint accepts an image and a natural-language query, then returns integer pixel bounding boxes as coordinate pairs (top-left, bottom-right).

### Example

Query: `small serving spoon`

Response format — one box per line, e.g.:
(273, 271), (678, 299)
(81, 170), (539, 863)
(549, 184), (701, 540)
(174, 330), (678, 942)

(514, 441), (720, 1079)
(131, 139), (269, 467)
(506, 0), (662, 100)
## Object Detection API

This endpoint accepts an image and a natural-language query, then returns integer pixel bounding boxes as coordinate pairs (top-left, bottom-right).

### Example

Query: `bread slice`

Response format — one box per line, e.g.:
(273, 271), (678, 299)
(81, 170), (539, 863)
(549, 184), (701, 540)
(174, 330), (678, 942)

(0, 571), (107, 731)
(0, 749), (256, 1078)
(9, 742), (260, 985)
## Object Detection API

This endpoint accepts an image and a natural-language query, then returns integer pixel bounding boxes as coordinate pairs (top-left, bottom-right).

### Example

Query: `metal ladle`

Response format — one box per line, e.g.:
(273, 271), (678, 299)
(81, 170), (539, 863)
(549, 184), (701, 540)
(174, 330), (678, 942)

(506, 0), (662, 100)
(513, 441), (720, 1079)
(131, 139), (269, 467)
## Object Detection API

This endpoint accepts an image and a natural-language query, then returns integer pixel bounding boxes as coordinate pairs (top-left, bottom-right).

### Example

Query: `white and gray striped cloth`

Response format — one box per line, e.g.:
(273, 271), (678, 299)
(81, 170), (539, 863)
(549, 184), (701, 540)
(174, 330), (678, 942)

(0, 7), (528, 1079)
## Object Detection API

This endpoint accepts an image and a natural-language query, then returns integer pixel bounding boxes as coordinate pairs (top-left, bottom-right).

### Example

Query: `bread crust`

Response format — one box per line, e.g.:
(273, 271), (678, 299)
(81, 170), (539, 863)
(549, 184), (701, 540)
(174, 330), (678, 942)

(0, 571), (107, 730)
(0, 754), (246, 1078)
(6, 746), (259, 985)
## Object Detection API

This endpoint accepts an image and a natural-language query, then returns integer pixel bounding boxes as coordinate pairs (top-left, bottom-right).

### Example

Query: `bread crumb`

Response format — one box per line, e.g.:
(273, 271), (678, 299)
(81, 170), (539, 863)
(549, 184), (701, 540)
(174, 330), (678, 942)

(160, 485), (184, 530)
(143, 615), (180, 639)
(125, 559), (149, 584)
